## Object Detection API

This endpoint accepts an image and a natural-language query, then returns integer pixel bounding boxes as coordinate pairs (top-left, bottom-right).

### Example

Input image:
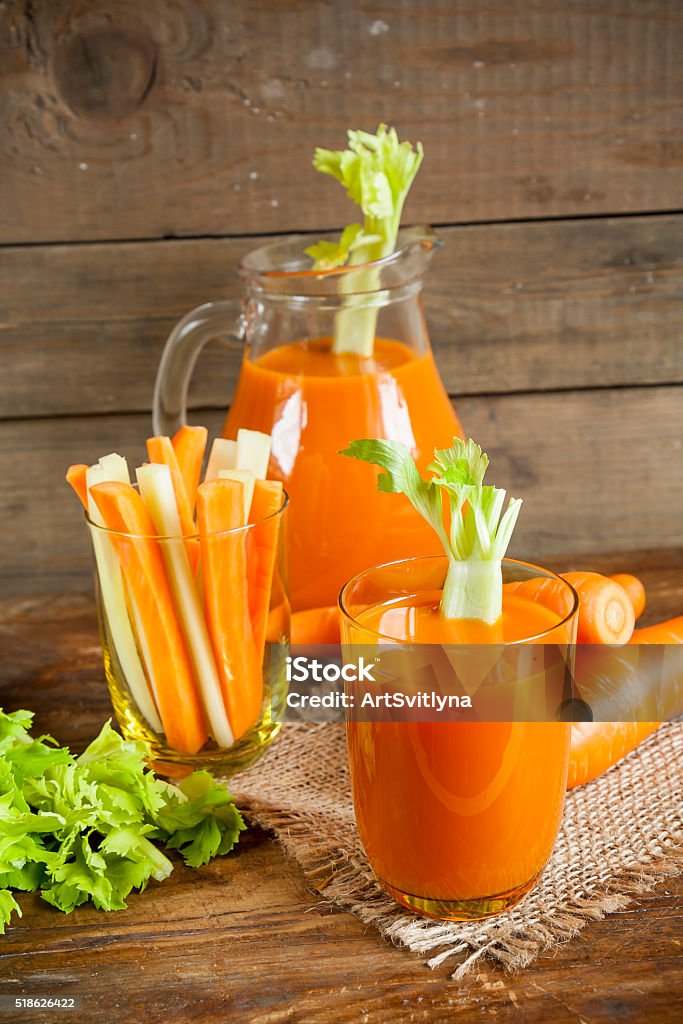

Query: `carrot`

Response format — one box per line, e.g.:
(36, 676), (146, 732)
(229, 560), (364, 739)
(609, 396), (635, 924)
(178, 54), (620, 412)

(568, 614), (683, 788)
(506, 571), (635, 643)
(562, 571), (635, 644)
(503, 577), (576, 622)
(610, 573), (646, 621)
(196, 478), (262, 740)
(146, 436), (196, 537)
(147, 435), (199, 572)
(630, 616), (683, 644)
(292, 605), (341, 646)
(172, 425), (208, 512)
(567, 722), (660, 789)
(66, 464), (89, 510)
(89, 480), (207, 755)
(267, 598), (291, 644)
(248, 479), (284, 661)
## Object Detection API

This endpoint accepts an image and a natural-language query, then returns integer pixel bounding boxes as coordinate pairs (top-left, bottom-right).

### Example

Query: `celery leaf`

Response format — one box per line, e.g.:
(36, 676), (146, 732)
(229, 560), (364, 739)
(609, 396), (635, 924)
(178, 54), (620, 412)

(0, 709), (245, 928)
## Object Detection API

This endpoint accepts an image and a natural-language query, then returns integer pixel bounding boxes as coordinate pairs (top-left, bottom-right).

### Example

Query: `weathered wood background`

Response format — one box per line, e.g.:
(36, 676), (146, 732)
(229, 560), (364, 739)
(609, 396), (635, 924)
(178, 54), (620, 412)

(1, 0), (682, 594)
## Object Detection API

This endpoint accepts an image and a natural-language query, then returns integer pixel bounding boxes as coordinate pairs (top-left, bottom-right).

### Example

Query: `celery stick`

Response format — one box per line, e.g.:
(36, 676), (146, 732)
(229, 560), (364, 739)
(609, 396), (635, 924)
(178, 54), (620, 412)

(341, 438), (522, 624)
(136, 463), (234, 749)
(306, 125), (423, 357)
(204, 439), (237, 482)
(235, 428), (271, 481)
(218, 469), (255, 521)
(126, 590), (163, 715)
(98, 453), (131, 483)
(85, 464), (163, 732)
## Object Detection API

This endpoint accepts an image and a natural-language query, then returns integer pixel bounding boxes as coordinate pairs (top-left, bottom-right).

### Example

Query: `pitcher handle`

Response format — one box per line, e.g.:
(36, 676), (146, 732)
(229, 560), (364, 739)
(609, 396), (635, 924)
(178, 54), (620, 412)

(153, 300), (245, 436)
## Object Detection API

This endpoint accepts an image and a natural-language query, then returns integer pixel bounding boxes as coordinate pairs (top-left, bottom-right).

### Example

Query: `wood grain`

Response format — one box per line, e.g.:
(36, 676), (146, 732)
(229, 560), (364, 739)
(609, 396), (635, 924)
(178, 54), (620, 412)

(2, 214), (682, 419)
(0, 0), (681, 244)
(0, 573), (681, 1024)
(1, 387), (681, 594)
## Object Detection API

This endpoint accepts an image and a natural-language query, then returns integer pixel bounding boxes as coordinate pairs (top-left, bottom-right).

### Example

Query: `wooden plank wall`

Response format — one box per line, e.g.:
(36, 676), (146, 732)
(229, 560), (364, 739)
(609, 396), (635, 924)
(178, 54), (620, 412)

(1, 0), (682, 595)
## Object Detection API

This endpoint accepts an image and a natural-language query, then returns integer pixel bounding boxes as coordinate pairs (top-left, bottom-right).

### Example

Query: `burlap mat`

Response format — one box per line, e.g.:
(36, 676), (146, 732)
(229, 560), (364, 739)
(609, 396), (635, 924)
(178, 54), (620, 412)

(233, 722), (683, 978)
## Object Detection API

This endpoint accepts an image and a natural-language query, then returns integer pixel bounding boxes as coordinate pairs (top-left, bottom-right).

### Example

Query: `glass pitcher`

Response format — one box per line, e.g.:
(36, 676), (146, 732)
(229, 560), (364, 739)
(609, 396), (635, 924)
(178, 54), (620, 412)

(153, 226), (462, 611)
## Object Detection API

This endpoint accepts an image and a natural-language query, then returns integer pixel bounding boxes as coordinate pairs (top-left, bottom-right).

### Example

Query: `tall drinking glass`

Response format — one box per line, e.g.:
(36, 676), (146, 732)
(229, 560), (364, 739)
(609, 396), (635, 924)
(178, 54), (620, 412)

(86, 497), (288, 777)
(339, 556), (579, 921)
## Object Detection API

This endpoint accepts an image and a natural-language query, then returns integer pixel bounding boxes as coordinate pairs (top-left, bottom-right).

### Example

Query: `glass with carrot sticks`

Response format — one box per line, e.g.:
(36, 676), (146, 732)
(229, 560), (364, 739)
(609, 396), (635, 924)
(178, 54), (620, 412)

(67, 429), (289, 777)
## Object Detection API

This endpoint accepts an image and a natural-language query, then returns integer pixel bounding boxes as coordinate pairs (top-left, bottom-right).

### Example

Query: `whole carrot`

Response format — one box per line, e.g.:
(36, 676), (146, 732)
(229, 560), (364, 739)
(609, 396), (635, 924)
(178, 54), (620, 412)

(567, 722), (660, 789)
(291, 605), (341, 646)
(611, 573), (646, 621)
(562, 571), (635, 644)
(630, 616), (683, 644)
(505, 571), (635, 643)
(568, 614), (683, 788)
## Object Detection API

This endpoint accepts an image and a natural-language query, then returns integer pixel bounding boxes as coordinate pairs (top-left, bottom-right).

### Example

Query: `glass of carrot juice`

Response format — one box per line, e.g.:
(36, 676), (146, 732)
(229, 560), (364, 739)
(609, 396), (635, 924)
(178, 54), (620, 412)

(339, 555), (579, 921)
(87, 495), (289, 778)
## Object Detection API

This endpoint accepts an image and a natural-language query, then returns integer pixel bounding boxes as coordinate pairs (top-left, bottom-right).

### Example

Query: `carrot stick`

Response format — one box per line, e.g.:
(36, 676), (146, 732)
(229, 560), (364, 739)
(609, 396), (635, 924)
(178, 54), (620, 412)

(248, 480), (284, 662)
(172, 425), (208, 512)
(630, 616), (683, 644)
(87, 462), (163, 735)
(66, 464), (89, 510)
(291, 605), (341, 646)
(196, 478), (262, 740)
(204, 438), (237, 481)
(146, 436), (196, 537)
(610, 573), (646, 621)
(147, 435), (199, 572)
(90, 480), (207, 755)
(567, 722), (660, 789)
(267, 598), (291, 644)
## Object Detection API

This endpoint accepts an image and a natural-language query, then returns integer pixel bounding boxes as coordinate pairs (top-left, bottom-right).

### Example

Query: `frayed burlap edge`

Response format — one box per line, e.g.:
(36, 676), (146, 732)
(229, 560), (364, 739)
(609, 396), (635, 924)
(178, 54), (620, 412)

(233, 723), (683, 979)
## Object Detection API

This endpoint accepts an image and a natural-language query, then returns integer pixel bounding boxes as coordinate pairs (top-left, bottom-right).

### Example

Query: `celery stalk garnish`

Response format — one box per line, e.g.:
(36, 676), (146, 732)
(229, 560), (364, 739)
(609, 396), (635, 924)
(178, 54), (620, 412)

(341, 438), (522, 624)
(306, 125), (423, 357)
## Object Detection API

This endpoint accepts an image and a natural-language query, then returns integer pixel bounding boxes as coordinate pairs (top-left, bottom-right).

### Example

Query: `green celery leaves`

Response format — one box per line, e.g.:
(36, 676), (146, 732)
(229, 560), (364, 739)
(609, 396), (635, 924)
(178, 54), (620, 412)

(341, 437), (523, 623)
(305, 125), (424, 356)
(0, 710), (245, 931)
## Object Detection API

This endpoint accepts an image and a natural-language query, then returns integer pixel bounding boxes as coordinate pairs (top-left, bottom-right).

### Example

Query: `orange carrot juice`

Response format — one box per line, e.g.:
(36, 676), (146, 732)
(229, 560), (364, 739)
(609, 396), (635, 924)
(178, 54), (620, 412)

(223, 338), (461, 611)
(344, 587), (574, 920)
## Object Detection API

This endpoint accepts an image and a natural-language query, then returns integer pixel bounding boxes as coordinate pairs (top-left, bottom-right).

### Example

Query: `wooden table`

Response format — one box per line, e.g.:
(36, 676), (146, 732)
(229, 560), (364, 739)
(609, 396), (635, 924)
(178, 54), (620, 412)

(1, 550), (682, 1023)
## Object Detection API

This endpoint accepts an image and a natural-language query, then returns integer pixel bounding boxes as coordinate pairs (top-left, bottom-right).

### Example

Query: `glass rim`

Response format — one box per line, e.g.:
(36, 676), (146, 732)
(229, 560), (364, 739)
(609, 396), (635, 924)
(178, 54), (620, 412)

(338, 554), (580, 646)
(85, 491), (288, 542)
(239, 224), (442, 283)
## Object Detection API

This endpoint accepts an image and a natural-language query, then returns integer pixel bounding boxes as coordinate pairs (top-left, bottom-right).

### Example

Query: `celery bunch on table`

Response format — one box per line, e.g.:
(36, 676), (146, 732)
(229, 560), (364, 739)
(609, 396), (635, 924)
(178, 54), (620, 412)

(0, 709), (245, 933)
(66, 427), (284, 754)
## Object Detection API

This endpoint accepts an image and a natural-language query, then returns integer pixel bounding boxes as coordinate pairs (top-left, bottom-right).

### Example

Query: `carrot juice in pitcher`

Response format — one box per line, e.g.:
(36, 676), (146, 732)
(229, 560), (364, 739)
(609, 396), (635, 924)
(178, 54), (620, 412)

(154, 228), (461, 610)
(153, 128), (462, 609)
(223, 333), (460, 609)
